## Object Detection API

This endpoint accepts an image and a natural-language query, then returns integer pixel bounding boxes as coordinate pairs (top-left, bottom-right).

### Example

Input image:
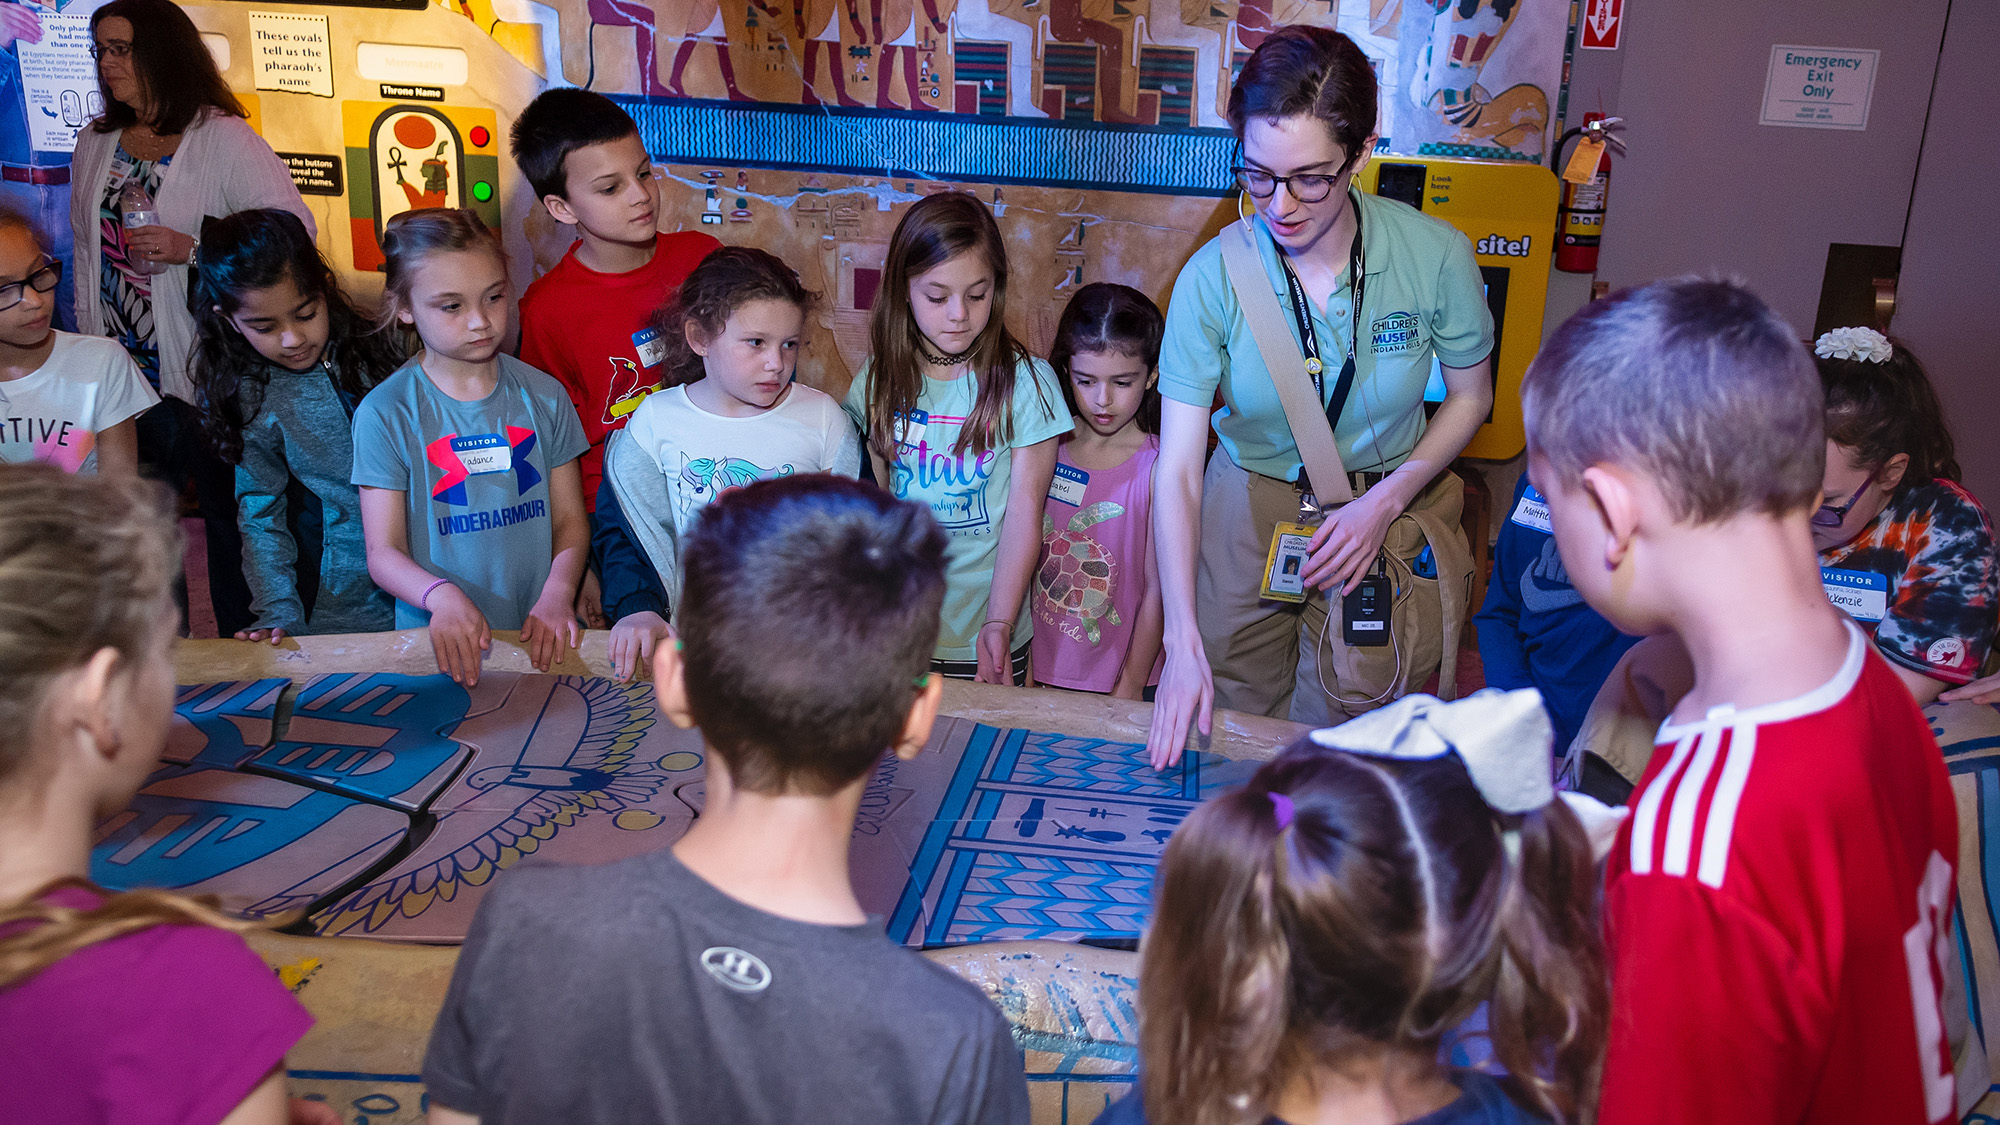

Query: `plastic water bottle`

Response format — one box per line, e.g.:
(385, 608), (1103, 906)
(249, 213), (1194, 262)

(119, 181), (163, 276)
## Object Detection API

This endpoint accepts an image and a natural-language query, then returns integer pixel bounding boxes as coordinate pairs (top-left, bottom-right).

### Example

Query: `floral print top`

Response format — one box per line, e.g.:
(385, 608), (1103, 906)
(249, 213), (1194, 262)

(97, 145), (170, 390)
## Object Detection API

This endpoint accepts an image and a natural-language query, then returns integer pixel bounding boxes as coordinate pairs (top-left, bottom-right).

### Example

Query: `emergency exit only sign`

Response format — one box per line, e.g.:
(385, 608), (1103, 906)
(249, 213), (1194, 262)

(1761, 45), (1878, 130)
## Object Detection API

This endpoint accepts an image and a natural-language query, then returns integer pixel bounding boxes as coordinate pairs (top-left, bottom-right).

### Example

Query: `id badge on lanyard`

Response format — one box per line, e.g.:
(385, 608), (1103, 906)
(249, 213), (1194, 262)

(1278, 210), (1364, 523)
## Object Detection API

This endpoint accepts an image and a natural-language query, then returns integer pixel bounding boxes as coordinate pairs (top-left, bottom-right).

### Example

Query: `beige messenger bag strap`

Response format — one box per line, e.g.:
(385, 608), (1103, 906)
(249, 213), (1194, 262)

(1216, 220), (1354, 506)
(1403, 495), (1476, 701)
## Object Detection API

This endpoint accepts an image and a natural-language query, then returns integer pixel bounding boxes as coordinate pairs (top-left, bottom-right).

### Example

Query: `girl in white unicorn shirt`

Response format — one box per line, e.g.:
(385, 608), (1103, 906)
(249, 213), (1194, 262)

(598, 246), (861, 677)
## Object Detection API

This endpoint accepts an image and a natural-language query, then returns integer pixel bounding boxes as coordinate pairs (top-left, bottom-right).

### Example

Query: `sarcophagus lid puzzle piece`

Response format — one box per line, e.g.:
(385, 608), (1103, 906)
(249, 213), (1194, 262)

(91, 763), (408, 918)
(162, 679), (289, 767)
(97, 675), (1256, 946)
(312, 674), (706, 940)
(247, 672), (476, 811)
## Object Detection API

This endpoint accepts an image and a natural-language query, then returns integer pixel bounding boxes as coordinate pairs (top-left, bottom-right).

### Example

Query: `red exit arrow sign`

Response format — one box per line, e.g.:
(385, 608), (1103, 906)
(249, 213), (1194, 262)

(1582, 0), (1623, 50)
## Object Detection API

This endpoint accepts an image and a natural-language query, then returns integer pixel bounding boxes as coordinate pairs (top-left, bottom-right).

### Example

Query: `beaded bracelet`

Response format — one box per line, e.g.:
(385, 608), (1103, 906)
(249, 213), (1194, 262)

(420, 578), (450, 610)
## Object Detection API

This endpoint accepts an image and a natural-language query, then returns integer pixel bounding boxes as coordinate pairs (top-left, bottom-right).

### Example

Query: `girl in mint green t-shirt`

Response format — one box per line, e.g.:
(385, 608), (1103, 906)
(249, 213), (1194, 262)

(841, 192), (1066, 684)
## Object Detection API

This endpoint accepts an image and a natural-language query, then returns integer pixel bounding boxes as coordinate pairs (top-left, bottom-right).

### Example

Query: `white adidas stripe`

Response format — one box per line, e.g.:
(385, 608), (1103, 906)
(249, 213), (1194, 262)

(1627, 724), (1758, 889)
(1697, 725), (1757, 890)
(1629, 732), (1696, 877)
(1662, 726), (1725, 878)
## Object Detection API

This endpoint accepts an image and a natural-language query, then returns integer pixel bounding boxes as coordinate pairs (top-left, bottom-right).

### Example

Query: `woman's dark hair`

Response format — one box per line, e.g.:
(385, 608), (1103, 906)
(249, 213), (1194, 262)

(1139, 742), (1608, 1125)
(90, 0), (246, 135)
(1050, 283), (1162, 435)
(650, 246), (817, 390)
(1818, 337), (1960, 487)
(191, 210), (406, 465)
(1227, 25), (1378, 161)
(862, 192), (1042, 462)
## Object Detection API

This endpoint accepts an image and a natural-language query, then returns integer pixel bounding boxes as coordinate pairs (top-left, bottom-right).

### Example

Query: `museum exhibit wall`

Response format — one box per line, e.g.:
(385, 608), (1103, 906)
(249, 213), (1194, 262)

(2, 0), (1582, 456)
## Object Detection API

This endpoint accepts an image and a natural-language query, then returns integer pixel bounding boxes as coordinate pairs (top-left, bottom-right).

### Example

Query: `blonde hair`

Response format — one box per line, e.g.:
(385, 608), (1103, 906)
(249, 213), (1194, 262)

(376, 207), (507, 336)
(0, 466), (281, 988)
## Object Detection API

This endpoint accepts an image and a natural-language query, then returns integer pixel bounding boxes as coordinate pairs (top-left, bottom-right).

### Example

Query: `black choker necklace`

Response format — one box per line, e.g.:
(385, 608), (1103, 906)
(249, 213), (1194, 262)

(917, 339), (976, 367)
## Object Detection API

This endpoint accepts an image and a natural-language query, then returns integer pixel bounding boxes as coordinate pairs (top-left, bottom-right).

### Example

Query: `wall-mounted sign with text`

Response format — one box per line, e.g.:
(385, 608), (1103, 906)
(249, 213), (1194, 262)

(279, 152), (345, 195)
(1760, 45), (1878, 131)
(249, 10), (334, 98)
(16, 13), (101, 154)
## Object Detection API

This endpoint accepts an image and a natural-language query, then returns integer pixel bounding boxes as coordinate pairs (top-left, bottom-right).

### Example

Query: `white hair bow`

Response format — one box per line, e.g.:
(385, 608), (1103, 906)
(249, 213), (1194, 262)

(1308, 688), (1628, 859)
(1814, 326), (1892, 363)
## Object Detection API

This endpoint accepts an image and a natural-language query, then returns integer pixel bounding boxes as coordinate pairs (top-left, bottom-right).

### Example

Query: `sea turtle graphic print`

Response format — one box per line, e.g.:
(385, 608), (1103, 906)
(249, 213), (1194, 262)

(1038, 502), (1125, 644)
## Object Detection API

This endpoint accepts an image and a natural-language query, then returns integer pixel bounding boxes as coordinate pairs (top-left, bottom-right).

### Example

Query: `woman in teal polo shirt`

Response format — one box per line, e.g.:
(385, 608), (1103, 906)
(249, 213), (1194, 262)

(1145, 26), (1495, 766)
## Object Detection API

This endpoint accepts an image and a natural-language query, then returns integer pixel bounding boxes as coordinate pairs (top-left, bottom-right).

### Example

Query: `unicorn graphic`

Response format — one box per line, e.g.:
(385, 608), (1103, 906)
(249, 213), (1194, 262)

(673, 453), (792, 528)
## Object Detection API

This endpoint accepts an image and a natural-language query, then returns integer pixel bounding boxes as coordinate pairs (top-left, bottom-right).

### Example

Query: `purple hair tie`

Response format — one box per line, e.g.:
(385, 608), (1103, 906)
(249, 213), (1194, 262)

(1269, 792), (1295, 830)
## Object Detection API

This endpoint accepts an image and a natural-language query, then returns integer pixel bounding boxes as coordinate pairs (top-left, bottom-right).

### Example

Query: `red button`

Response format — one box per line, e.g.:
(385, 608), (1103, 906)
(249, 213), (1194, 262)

(470, 126), (490, 148)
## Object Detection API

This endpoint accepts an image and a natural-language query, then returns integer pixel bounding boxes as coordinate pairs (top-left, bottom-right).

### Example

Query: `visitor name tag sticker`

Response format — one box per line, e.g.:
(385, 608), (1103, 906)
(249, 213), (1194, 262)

(894, 409), (928, 447)
(632, 327), (667, 369)
(1821, 566), (1887, 622)
(1512, 485), (1553, 534)
(1261, 521), (1316, 603)
(1049, 463), (1088, 506)
(453, 433), (512, 475)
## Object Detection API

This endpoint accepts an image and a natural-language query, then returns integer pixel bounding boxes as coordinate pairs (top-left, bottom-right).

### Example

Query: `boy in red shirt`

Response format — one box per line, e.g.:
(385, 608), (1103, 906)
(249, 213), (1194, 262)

(1523, 278), (1961, 1125)
(510, 89), (719, 621)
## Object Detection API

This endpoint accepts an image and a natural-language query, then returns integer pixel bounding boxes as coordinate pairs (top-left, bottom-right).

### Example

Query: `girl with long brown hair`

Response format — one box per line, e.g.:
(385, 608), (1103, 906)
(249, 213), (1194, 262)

(1105, 691), (1610, 1125)
(840, 191), (1067, 683)
(0, 464), (333, 1124)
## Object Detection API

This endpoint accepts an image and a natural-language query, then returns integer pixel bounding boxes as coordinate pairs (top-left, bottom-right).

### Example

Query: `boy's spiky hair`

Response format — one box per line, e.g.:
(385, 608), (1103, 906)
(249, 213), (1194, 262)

(1524, 277), (1824, 523)
(677, 475), (947, 795)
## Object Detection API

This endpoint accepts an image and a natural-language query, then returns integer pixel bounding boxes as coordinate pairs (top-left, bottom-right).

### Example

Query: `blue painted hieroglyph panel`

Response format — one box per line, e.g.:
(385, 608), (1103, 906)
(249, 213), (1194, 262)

(886, 726), (1254, 945)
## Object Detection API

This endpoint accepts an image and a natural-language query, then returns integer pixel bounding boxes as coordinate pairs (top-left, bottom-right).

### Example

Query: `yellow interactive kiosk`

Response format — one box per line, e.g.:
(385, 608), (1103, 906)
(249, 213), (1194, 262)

(1360, 156), (1558, 462)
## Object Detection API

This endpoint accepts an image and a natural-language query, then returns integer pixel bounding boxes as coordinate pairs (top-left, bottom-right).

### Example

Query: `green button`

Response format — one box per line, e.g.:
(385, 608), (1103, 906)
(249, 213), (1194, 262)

(471, 181), (493, 203)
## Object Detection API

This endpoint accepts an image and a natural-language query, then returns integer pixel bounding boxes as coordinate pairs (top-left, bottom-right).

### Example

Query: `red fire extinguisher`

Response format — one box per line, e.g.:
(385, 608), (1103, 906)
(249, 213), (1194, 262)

(1554, 113), (1619, 273)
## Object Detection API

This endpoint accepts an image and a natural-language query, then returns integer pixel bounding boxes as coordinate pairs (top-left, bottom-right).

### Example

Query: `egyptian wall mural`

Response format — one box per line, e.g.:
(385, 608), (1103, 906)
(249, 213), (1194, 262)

(0, 0), (1571, 406)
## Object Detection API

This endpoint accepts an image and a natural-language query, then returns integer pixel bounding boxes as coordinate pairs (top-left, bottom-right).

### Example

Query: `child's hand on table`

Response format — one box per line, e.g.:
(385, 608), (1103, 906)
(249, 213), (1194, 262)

(608, 611), (669, 682)
(426, 584), (492, 686)
(521, 590), (581, 672)
(233, 627), (287, 646)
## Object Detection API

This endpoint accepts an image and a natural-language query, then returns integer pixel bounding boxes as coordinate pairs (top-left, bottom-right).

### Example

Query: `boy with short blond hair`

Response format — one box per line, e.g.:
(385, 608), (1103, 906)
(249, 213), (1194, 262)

(422, 476), (1030, 1125)
(1525, 278), (1959, 1125)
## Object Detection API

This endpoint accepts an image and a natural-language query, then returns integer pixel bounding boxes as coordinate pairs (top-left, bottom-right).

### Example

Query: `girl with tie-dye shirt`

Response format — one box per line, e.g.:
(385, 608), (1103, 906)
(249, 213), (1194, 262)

(1811, 327), (1997, 702)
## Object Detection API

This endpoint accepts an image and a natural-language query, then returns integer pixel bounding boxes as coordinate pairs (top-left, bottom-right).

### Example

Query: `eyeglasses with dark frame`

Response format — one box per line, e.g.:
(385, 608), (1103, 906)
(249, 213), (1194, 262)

(88, 41), (134, 60)
(0, 260), (62, 313)
(1232, 166), (1341, 204)
(1810, 466), (1880, 529)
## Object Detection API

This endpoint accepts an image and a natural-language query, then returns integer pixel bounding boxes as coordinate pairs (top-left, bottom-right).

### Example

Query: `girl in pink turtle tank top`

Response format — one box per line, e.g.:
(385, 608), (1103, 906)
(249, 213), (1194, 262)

(1031, 285), (1167, 698)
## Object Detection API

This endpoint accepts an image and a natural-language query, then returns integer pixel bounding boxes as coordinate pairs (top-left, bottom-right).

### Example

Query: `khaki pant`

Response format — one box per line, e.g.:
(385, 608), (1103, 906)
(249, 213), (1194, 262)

(1196, 455), (1472, 726)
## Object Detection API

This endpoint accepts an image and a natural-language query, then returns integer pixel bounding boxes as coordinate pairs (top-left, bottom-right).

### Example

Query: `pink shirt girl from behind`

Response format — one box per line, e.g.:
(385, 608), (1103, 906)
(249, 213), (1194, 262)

(0, 466), (331, 1125)
(1031, 284), (1166, 699)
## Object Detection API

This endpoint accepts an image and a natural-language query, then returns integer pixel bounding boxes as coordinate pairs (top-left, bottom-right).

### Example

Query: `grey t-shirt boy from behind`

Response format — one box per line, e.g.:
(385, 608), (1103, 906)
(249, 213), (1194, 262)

(350, 354), (587, 630)
(423, 848), (1031, 1125)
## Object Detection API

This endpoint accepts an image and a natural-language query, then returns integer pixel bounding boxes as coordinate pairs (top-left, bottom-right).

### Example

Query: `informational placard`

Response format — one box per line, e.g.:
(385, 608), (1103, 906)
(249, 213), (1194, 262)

(279, 152), (344, 195)
(1761, 45), (1878, 131)
(16, 13), (101, 154)
(249, 10), (334, 99)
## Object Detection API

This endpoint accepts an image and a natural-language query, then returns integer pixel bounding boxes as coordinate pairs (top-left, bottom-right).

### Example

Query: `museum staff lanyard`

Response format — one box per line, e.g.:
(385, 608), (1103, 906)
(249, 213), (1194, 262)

(1276, 208), (1365, 440)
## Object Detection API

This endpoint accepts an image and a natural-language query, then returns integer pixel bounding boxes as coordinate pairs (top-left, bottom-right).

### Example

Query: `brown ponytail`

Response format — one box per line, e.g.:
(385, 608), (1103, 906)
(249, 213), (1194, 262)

(1140, 786), (1296, 1125)
(1138, 741), (1608, 1125)
(1488, 800), (1610, 1123)
(0, 878), (282, 989)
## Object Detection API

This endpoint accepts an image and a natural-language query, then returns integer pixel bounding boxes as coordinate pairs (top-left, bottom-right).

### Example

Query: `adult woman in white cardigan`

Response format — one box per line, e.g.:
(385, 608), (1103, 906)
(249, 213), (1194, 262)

(73, 0), (315, 636)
